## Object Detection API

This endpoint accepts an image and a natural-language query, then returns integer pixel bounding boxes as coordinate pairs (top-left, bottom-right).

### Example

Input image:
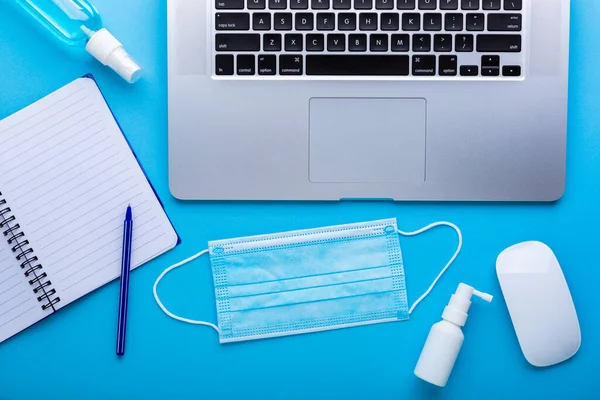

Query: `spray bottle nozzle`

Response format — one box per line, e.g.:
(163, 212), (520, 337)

(473, 289), (493, 302)
(442, 283), (493, 327)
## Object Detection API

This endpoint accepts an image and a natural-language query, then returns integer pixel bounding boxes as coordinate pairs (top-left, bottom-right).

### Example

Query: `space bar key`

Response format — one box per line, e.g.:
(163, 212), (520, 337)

(306, 55), (410, 76)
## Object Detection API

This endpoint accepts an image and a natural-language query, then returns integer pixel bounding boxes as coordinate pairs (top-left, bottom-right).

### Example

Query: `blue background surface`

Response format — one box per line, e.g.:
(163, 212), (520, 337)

(0, 1), (598, 398)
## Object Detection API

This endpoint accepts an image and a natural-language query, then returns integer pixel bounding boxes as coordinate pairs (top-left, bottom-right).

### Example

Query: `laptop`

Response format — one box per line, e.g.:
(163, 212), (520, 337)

(167, 0), (570, 201)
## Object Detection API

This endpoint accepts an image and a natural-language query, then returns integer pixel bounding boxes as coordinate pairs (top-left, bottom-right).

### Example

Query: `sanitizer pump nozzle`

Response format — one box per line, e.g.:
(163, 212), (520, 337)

(414, 283), (493, 387)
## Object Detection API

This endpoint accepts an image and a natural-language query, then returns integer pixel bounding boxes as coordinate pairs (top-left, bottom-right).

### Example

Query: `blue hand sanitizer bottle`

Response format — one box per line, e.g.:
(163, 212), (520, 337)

(12, 0), (142, 83)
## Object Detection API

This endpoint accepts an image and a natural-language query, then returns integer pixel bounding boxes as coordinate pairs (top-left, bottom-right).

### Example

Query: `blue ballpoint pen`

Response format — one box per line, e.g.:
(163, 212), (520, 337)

(116, 205), (133, 357)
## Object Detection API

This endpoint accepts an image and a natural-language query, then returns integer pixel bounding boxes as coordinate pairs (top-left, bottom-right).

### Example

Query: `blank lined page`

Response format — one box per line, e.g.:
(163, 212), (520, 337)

(0, 77), (178, 314)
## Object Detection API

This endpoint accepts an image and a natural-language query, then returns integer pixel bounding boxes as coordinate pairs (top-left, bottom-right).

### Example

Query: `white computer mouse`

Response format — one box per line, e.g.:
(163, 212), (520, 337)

(496, 241), (581, 367)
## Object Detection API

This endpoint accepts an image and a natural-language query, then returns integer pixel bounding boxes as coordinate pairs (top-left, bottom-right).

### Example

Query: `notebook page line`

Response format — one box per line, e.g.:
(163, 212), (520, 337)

(2, 129), (112, 187)
(33, 185), (140, 236)
(0, 306), (36, 329)
(0, 90), (87, 140)
(17, 156), (125, 212)
(5, 126), (108, 191)
(41, 210), (155, 260)
(0, 282), (24, 297)
(0, 101), (95, 161)
(10, 152), (122, 202)
(38, 203), (152, 253)
(0, 297), (30, 319)
(59, 230), (167, 292)
(34, 194), (146, 248)
(0, 272), (18, 286)
(20, 171), (135, 229)
(0, 115), (102, 170)
(0, 86), (84, 135)
(50, 214), (156, 278)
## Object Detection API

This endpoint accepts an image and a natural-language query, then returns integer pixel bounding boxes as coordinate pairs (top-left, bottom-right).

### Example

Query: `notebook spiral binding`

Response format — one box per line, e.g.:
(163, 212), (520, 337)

(0, 192), (60, 312)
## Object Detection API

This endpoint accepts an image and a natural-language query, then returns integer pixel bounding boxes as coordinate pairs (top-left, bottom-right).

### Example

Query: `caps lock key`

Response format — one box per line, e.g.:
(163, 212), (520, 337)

(216, 13), (251, 30)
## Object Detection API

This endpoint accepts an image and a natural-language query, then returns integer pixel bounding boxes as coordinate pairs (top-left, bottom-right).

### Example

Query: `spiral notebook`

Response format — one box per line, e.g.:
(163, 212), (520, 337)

(0, 76), (178, 344)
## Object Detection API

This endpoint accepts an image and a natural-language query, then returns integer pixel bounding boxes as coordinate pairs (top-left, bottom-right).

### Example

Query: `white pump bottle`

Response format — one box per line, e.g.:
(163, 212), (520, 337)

(414, 283), (493, 387)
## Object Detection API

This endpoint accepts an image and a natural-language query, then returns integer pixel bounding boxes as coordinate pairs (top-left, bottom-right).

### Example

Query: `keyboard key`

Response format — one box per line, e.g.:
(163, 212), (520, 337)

(215, 54), (234, 75)
(381, 13), (400, 30)
(482, 0), (500, 9)
(274, 13), (293, 30)
(413, 34), (431, 51)
(460, 65), (478, 75)
(306, 55), (410, 75)
(397, 0), (416, 9)
(445, 13), (463, 31)
(248, 0), (267, 8)
(355, 0), (373, 9)
(327, 34), (346, 51)
(280, 55), (303, 75)
(253, 13), (271, 30)
(455, 34), (473, 51)
(503, 65), (521, 76)
(216, 13), (250, 30)
(317, 13), (335, 30)
(439, 55), (457, 75)
(307, 34), (325, 51)
(402, 13), (420, 30)
(285, 33), (304, 50)
(461, 0), (478, 9)
(412, 55), (436, 75)
(418, 0), (437, 9)
(312, 0), (331, 8)
(359, 13), (378, 30)
(482, 66), (499, 76)
(504, 0), (522, 10)
(488, 14), (522, 31)
(466, 13), (484, 31)
(258, 54), (277, 74)
(376, 0), (394, 9)
(476, 34), (521, 52)
(296, 13), (314, 30)
(349, 34), (368, 51)
(216, 0), (244, 9)
(269, 0), (288, 8)
(333, 0), (352, 8)
(216, 34), (261, 51)
(391, 34), (410, 51)
(440, 0), (458, 9)
(434, 34), (452, 51)
(481, 55), (499, 66)
(370, 34), (388, 51)
(423, 13), (442, 31)
(237, 54), (255, 75)
(291, 0), (309, 8)
(263, 34), (282, 51)
(339, 13), (357, 30)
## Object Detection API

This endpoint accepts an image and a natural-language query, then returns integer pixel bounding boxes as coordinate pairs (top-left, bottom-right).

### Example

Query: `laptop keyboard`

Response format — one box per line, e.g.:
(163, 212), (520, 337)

(213, 0), (525, 78)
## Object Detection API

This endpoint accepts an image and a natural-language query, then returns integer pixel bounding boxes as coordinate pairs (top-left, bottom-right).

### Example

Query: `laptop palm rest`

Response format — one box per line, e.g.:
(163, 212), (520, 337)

(309, 98), (427, 184)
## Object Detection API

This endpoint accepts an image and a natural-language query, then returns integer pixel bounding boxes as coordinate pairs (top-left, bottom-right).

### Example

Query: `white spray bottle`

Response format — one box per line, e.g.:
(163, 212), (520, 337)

(10, 0), (142, 83)
(414, 283), (493, 387)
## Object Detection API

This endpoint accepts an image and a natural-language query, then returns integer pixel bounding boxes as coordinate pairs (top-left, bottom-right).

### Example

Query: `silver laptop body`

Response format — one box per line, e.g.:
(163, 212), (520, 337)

(168, 0), (570, 201)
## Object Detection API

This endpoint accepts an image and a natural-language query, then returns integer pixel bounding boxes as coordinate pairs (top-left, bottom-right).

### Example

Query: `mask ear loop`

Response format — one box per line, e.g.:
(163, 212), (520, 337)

(396, 221), (463, 315)
(153, 249), (220, 333)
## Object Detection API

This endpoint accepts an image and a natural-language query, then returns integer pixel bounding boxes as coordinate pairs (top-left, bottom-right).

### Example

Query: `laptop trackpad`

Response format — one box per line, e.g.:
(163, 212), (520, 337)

(309, 98), (426, 183)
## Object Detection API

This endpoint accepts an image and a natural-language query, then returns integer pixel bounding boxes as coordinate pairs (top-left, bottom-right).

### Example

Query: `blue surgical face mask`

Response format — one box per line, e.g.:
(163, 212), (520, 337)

(153, 218), (461, 343)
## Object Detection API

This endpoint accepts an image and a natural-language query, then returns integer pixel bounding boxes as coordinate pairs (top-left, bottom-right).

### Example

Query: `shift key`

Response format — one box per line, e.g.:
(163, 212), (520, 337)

(216, 34), (261, 51)
(476, 35), (521, 52)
